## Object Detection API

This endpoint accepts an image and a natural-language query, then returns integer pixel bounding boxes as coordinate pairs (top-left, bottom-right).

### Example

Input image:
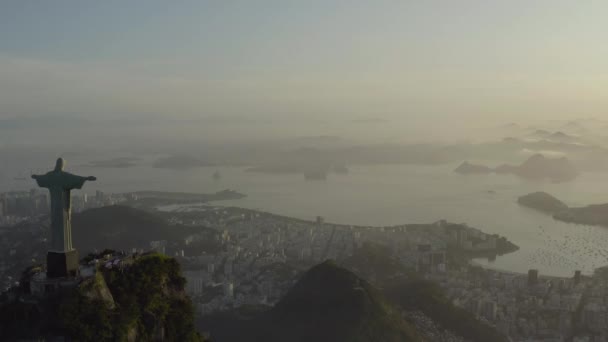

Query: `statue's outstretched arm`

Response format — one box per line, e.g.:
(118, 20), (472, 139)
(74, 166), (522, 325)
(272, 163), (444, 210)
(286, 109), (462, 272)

(86, 176), (97, 181)
(31, 174), (49, 187)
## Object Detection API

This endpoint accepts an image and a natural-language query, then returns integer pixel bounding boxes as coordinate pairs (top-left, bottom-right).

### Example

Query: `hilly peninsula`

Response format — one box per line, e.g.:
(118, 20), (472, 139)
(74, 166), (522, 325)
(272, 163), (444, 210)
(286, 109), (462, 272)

(518, 192), (608, 227)
(517, 192), (569, 214)
(455, 154), (579, 182)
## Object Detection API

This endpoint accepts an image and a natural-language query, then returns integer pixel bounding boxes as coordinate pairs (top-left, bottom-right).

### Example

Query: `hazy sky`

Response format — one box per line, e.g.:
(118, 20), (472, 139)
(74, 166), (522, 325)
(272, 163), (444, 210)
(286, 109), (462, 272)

(1, 1), (607, 122)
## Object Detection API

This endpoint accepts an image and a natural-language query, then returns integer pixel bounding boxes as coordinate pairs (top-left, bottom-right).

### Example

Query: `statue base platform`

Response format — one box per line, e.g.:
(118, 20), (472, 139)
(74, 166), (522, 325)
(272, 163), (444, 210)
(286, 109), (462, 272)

(47, 250), (79, 278)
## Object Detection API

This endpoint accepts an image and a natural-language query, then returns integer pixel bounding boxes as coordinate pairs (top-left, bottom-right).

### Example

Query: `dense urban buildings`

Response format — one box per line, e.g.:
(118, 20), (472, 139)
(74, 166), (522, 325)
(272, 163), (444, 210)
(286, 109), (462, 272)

(3, 189), (608, 341)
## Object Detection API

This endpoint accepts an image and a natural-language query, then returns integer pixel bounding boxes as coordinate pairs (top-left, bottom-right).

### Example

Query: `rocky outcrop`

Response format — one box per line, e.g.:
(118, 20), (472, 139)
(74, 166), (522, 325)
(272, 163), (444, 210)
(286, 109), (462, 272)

(0, 252), (204, 341)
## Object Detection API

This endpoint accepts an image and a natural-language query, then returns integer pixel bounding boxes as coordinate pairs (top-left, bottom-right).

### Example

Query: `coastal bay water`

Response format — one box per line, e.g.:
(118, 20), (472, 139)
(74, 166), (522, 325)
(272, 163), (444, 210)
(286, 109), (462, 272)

(5, 161), (608, 277)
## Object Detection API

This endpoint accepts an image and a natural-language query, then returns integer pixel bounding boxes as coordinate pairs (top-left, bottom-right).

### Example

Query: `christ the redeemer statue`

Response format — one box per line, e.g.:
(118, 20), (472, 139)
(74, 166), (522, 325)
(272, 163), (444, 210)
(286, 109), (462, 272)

(32, 158), (96, 278)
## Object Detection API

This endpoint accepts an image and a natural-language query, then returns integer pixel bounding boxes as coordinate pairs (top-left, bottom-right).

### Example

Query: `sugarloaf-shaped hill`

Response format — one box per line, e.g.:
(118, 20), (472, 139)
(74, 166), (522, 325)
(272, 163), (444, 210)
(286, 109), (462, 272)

(514, 154), (578, 181)
(72, 205), (215, 254)
(203, 261), (422, 342)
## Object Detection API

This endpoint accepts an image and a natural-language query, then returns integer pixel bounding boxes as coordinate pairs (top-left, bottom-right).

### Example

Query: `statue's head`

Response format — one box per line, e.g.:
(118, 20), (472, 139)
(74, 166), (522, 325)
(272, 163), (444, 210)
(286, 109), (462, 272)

(55, 158), (65, 171)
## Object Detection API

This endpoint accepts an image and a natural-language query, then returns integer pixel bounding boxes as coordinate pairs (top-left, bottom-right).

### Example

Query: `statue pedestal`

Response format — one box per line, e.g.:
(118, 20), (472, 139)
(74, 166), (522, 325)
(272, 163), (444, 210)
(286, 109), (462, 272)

(47, 250), (80, 278)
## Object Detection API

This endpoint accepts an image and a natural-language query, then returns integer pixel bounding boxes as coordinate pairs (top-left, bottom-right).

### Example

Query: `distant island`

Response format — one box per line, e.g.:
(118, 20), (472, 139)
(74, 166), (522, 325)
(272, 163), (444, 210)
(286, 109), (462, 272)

(518, 192), (608, 227)
(246, 162), (349, 180)
(153, 155), (213, 170)
(454, 161), (493, 174)
(455, 154), (579, 182)
(245, 165), (303, 174)
(547, 131), (579, 144)
(85, 157), (140, 168)
(527, 130), (580, 143)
